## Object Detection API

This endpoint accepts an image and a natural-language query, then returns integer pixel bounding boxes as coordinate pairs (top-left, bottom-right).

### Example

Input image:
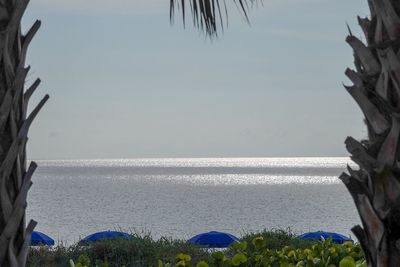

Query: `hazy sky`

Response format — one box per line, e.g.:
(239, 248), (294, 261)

(23, 0), (369, 159)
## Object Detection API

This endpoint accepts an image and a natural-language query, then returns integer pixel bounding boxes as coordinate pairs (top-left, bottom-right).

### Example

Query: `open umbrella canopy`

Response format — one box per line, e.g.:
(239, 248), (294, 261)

(297, 231), (353, 244)
(79, 230), (133, 245)
(187, 231), (239, 248)
(31, 231), (55, 246)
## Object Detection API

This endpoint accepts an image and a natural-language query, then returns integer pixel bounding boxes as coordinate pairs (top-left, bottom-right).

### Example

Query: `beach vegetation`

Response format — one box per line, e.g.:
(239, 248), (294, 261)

(26, 230), (364, 267)
(158, 236), (365, 267)
(28, 232), (210, 267)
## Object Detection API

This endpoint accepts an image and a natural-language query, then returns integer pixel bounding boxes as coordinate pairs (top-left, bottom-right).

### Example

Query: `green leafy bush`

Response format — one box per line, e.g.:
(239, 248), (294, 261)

(239, 229), (317, 250)
(158, 236), (366, 267)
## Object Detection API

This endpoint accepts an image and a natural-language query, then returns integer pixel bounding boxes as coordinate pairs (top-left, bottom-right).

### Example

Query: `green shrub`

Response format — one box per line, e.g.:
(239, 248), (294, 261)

(239, 228), (317, 250)
(158, 236), (366, 267)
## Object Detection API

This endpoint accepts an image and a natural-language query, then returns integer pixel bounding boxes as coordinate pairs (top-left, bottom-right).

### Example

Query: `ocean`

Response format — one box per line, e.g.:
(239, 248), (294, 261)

(26, 157), (361, 245)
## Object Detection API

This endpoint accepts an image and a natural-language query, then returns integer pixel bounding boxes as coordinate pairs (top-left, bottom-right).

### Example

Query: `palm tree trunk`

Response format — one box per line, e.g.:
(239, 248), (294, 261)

(341, 0), (400, 266)
(0, 0), (48, 266)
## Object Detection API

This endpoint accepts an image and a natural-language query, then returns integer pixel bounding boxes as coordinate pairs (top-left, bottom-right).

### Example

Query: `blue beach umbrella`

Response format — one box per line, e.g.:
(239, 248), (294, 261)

(187, 231), (239, 248)
(31, 231), (55, 246)
(297, 231), (353, 244)
(79, 230), (133, 245)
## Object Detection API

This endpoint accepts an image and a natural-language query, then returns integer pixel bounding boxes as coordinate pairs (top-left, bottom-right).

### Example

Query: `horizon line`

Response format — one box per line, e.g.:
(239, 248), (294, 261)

(28, 156), (351, 161)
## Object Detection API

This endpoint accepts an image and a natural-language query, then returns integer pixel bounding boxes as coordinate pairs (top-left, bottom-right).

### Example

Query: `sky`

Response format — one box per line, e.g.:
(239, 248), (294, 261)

(23, 0), (370, 159)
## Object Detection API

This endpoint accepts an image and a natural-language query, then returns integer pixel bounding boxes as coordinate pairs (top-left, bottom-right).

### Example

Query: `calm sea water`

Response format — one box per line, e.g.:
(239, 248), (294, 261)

(26, 157), (361, 245)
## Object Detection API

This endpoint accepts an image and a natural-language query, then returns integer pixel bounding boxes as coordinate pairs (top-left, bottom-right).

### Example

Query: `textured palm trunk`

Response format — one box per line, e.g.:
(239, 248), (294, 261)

(341, 0), (400, 266)
(0, 0), (48, 266)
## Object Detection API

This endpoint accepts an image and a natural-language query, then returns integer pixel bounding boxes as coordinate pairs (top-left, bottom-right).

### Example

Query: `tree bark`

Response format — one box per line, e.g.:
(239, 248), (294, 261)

(0, 0), (48, 266)
(342, 1), (400, 266)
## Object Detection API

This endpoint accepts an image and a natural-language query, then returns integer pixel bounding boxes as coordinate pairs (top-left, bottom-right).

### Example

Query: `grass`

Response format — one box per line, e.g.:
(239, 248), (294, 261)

(28, 233), (211, 267)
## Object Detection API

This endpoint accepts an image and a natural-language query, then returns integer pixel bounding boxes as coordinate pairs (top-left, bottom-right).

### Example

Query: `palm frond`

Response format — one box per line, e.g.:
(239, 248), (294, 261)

(170, 0), (255, 37)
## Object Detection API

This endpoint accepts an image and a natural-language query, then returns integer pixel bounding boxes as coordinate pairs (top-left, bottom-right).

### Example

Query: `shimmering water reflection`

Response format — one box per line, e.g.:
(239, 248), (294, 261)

(26, 158), (360, 245)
